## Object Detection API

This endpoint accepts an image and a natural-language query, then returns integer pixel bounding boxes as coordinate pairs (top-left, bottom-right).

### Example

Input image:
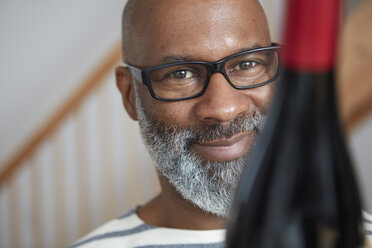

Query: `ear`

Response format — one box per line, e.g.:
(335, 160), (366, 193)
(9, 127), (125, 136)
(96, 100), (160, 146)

(115, 66), (138, 120)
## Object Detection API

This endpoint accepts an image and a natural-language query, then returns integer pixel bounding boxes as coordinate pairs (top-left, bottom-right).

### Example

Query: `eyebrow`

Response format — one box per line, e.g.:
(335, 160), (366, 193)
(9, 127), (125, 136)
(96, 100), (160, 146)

(160, 43), (266, 64)
(236, 43), (263, 53)
(162, 55), (193, 64)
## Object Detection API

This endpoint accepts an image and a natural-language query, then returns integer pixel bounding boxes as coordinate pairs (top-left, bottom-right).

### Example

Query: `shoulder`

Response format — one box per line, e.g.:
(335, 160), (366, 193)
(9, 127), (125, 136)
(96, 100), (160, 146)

(69, 209), (226, 248)
(364, 211), (372, 245)
(69, 209), (152, 248)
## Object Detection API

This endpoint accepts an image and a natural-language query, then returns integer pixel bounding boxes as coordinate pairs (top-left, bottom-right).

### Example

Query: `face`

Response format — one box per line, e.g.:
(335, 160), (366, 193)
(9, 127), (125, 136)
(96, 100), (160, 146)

(117, 0), (274, 216)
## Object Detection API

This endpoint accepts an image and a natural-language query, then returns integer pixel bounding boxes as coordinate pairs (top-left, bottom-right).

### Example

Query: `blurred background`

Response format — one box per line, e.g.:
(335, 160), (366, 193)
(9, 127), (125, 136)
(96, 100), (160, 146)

(0, 0), (371, 247)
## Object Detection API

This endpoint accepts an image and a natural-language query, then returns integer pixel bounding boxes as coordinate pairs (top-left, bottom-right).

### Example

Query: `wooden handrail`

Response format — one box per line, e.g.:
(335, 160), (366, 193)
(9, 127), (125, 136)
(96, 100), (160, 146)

(340, 63), (372, 133)
(0, 42), (122, 186)
(338, 0), (372, 135)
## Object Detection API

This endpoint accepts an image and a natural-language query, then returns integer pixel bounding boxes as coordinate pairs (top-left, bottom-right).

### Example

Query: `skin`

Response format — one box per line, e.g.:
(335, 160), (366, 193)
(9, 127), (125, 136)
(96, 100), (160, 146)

(116, 0), (273, 230)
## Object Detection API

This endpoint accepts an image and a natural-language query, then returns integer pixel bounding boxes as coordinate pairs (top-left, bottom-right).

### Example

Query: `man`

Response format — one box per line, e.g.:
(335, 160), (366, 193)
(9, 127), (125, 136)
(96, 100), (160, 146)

(71, 0), (371, 247)
(70, 0), (274, 247)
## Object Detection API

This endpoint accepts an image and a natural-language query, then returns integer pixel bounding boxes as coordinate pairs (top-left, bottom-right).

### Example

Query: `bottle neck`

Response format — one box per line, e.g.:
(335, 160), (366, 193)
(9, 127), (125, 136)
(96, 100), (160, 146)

(282, 0), (341, 71)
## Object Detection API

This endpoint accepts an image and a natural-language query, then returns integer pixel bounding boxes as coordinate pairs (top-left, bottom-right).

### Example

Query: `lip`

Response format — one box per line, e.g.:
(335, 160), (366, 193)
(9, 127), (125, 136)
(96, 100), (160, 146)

(192, 131), (255, 162)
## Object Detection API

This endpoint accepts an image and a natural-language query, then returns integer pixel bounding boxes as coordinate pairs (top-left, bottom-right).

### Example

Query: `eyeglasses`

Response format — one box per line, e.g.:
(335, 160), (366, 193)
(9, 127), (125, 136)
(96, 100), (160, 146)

(126, 45), (280, 101)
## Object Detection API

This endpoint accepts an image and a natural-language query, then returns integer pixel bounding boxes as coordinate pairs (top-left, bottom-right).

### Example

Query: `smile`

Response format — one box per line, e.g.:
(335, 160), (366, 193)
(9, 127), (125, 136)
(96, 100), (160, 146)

(192, 131), (255, 162)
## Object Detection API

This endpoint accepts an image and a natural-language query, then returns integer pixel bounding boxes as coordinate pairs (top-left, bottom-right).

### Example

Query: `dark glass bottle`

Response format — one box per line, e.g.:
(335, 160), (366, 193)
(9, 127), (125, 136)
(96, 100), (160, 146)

(226, 0), (365, 247)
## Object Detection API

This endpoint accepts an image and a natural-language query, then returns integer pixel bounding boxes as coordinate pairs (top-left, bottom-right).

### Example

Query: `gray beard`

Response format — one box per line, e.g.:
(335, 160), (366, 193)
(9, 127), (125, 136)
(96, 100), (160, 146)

(134, 93), (265, 217)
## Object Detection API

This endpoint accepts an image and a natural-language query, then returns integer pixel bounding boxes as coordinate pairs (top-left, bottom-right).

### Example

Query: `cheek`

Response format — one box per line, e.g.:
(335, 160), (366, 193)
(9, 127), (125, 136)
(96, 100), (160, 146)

(138, 85), (195, 125)
(249, 83), (275, 113)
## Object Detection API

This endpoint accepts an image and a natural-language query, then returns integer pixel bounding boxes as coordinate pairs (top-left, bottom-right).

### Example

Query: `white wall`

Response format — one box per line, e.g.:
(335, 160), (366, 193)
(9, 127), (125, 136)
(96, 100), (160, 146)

(0, 0), (126, 168)
(350, 116), (372, 212)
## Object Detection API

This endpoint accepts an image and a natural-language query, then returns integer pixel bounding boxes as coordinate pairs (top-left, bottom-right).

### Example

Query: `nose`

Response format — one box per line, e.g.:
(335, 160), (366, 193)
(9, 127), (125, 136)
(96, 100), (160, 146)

(194, 73), (253, 124)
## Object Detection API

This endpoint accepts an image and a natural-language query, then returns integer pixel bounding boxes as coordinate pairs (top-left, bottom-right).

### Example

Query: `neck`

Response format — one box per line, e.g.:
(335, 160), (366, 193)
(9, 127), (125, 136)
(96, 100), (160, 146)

(137, 176), (226, 230)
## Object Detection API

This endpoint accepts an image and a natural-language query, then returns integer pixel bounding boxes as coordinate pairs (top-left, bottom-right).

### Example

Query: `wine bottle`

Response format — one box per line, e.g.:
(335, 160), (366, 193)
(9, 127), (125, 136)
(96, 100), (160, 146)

(226, 0), (365, 247)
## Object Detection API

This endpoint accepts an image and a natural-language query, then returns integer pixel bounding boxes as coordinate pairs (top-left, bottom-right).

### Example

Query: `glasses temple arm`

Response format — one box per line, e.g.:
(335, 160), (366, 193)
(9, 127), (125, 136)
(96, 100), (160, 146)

(126, 64), (144, 83)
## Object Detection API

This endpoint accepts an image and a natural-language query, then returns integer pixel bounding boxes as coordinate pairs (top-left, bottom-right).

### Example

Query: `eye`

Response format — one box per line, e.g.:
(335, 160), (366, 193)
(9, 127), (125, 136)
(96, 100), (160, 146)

(234, 61), (257, 71)
(169, 70), (194, 79)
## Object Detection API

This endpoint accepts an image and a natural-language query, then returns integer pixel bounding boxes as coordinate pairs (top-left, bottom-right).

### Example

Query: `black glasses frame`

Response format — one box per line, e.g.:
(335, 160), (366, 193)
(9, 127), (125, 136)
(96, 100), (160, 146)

(126, 44), (281, 101)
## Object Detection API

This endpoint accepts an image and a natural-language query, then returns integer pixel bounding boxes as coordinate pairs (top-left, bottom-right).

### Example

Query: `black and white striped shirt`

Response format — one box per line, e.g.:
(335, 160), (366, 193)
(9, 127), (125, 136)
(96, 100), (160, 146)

(71, 209), (372, 248)
(70, 209), (225, 248)
(364, 211), (372, 244)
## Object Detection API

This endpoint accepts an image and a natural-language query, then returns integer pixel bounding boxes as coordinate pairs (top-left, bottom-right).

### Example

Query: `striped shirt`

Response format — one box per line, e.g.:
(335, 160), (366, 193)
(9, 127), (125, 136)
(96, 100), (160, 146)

(364, 211), (372, 245)
(70, 209), (225, 248)
(71, 209), (372, 248)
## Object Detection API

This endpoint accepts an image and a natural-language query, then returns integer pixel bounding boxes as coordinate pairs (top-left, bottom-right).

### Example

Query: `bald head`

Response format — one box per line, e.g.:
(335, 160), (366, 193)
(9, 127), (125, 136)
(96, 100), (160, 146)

(121, 0), (140, 61)
(121, 0), (271, 64)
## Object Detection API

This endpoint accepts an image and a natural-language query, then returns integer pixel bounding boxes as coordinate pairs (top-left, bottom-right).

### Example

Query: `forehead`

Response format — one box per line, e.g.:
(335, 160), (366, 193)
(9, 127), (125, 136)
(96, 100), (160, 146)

(128, 0), (270, 66)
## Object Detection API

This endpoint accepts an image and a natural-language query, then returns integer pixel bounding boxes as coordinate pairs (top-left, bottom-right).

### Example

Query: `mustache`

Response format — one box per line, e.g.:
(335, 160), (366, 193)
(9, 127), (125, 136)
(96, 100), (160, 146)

(190, 111), (265, 143)
(149, 111), (266, 151)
